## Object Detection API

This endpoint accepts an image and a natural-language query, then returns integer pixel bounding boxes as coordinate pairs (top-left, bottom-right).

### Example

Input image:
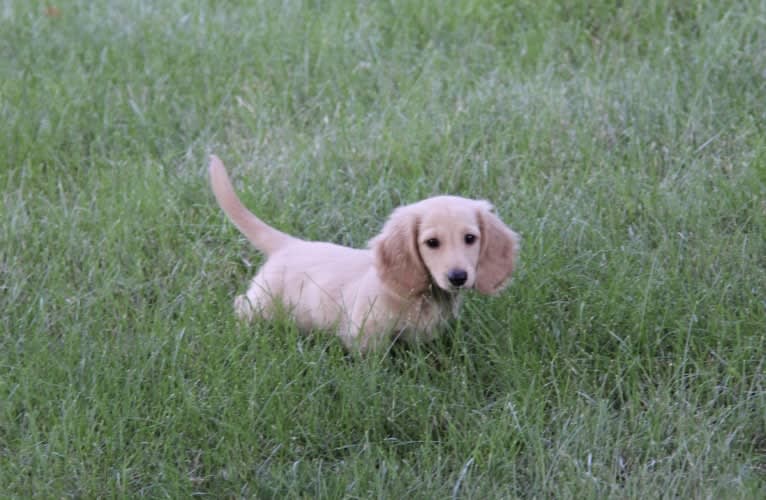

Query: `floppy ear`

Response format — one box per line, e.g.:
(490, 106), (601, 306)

(475, 202), (520, 295)
(370, 206), (429, 296)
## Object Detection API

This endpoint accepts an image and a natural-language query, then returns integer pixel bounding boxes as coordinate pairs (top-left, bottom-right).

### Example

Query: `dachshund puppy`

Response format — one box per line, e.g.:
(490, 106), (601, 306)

(210, 155), (519, 352)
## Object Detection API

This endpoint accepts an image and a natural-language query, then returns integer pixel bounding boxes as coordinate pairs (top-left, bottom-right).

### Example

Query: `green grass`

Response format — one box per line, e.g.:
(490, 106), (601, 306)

(2, 0), (765, 497)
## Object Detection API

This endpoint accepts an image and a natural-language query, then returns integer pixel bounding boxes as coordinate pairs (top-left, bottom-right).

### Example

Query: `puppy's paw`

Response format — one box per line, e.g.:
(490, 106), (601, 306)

(234, 294), (254, 322)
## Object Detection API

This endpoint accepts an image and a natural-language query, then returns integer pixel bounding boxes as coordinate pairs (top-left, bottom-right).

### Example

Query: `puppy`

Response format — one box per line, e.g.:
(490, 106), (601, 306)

(209, 155), (519, 352)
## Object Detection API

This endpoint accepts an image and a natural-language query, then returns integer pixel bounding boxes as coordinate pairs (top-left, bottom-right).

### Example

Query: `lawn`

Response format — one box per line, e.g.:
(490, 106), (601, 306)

(2, 0), (765, 497)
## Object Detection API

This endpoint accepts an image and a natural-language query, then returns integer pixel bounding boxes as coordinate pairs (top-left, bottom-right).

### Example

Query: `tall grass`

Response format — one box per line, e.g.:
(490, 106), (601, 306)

(1, 0), (765, 497)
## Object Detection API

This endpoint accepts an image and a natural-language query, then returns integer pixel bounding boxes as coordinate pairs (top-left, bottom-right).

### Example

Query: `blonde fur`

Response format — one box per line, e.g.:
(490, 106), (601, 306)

(209, 155), (520, 352)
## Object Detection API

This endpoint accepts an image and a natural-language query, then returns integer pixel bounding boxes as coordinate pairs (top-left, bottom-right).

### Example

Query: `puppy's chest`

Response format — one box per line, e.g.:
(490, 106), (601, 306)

(398, 294), (460, 342)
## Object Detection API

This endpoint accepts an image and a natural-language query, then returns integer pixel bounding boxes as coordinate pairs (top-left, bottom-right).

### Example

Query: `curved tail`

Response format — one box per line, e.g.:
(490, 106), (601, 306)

(209, 155), (294, 255)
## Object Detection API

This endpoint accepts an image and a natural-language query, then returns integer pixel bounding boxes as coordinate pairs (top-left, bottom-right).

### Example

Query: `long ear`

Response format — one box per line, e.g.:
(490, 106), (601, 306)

(370, 206), (429, 296)
(475, 202), (520, 295)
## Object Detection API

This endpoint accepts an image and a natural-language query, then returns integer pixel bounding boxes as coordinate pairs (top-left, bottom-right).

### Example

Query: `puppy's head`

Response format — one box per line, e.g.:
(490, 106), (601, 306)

(371, 196), (519, 296)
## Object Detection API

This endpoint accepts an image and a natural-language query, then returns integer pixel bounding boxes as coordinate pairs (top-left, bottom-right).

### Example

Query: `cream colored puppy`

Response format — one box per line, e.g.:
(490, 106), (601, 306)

(209, 155), (519, 352)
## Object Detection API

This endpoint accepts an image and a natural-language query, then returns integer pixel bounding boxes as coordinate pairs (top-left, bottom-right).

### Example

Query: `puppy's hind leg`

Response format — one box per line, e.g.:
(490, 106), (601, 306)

(234, 294), (256, 321)
(234, 275), (276, 322)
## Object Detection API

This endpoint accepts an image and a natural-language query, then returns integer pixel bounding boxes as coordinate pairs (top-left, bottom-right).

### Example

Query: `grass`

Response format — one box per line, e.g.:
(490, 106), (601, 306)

(1, 0), (765, 497)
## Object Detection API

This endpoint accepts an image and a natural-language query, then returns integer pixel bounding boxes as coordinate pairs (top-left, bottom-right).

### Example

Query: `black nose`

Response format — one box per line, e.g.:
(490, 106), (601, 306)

(447, 269), (468, 287)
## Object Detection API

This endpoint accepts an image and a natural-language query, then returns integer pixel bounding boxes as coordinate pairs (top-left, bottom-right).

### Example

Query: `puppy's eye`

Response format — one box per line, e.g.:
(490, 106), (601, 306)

(425, 238), (440, 249)
(464, 234), (477, 245)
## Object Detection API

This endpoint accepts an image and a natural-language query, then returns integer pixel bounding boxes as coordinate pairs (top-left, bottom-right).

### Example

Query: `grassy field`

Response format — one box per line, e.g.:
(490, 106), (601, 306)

(2, 0), (765, 497)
